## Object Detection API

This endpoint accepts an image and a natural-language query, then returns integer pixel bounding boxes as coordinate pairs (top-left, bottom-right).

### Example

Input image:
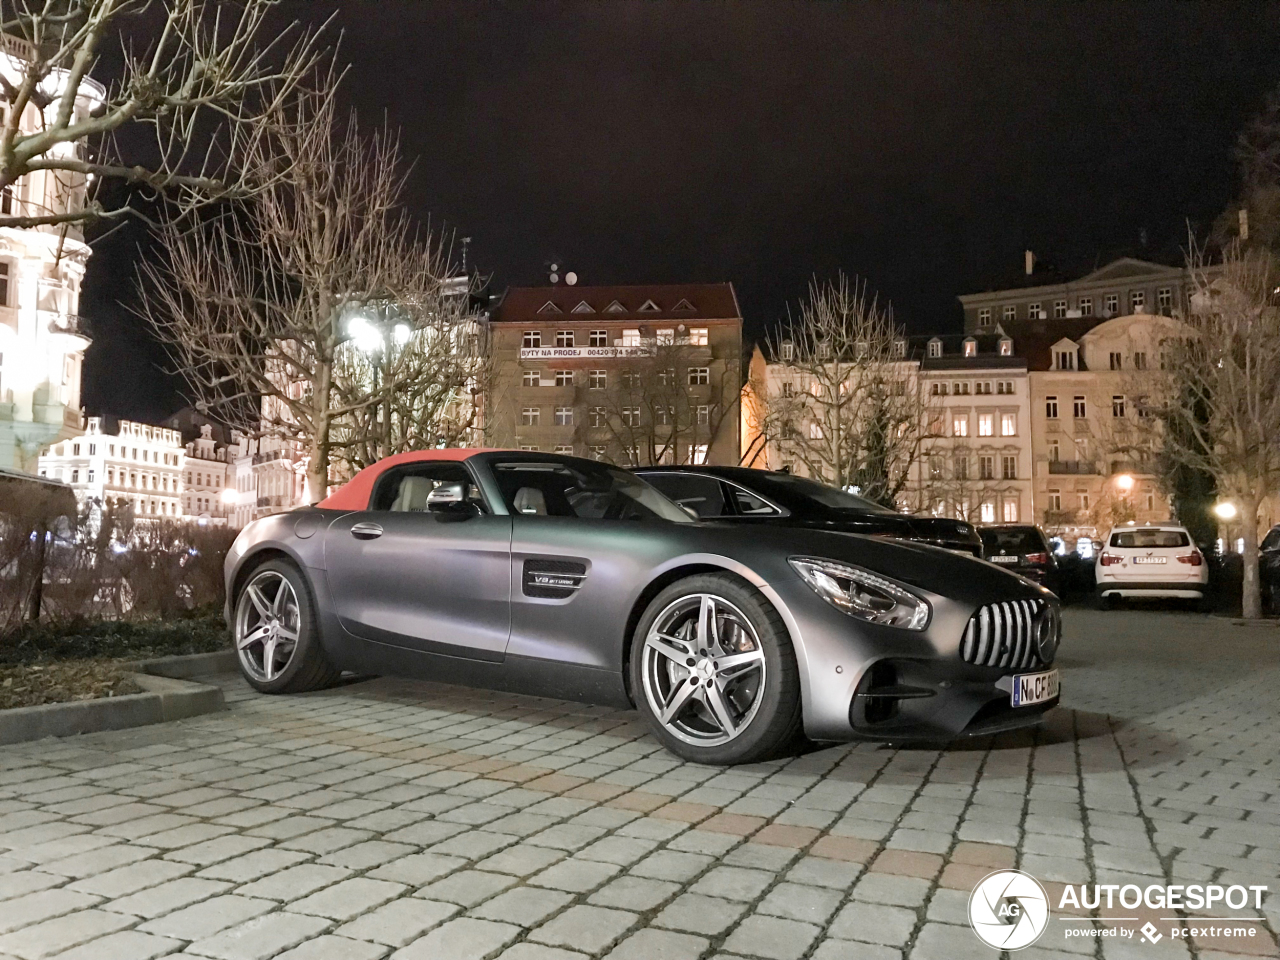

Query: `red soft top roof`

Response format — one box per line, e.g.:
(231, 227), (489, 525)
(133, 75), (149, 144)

(317, 448), (495, 512)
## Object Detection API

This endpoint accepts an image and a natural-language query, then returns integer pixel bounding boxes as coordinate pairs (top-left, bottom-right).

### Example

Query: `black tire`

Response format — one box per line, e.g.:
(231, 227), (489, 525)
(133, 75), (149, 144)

(233, 558), (340, 694)
(1097, 593), (1114, 611)
(630, 573), (802, 765)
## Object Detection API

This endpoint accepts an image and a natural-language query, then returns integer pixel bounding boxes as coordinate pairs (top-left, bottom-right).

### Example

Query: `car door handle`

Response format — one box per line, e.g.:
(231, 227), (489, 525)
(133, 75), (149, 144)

(350, 522), (383, 540)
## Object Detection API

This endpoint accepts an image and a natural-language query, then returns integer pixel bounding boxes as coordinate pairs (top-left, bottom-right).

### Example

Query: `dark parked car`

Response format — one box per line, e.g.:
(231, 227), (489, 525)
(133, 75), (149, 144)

(1261, 523), (1280, 612)
(977, 524), (1061, 595)
(633, 466), (984, 557)
(226, 450), (1059, 765)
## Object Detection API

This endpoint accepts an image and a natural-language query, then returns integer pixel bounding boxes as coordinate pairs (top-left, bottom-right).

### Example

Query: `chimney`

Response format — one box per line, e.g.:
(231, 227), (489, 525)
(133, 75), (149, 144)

(1024, 250), (1035, 276)
(1239, 208), (1249, 242)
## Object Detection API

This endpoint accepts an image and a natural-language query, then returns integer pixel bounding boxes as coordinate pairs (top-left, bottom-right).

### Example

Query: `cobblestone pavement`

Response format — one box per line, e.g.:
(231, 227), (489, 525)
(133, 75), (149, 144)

(1, 610), (1277, 960)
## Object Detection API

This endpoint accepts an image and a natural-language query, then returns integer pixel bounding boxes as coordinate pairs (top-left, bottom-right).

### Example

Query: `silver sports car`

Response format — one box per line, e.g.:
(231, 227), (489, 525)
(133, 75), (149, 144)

(225, 449), (1061, 764)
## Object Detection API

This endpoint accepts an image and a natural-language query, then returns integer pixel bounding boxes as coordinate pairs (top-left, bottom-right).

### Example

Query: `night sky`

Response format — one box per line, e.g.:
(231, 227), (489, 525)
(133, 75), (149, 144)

(82, 1), (1280, 422)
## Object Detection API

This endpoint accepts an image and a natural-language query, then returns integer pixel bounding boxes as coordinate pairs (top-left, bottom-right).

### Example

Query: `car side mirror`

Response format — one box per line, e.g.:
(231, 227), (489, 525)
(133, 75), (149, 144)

(426, 482), (469, 515)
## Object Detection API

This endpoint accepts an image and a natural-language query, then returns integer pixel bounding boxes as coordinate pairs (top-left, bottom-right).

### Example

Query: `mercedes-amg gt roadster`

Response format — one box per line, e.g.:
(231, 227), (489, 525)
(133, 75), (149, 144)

(225, 450), (1061, 764)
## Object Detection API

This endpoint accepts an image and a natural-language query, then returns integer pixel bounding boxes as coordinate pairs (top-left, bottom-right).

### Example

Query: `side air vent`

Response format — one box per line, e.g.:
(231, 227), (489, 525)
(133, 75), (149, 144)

(523, 559), (587, 599)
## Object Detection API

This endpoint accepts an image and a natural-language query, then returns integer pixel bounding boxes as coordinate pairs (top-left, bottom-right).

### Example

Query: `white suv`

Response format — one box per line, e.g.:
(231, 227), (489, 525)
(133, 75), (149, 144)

(1095, 523), (1207, 607)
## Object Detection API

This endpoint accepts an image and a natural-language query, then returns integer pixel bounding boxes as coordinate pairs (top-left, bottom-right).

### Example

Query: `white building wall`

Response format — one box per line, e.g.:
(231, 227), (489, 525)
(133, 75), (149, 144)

(37, 417), (185, 519)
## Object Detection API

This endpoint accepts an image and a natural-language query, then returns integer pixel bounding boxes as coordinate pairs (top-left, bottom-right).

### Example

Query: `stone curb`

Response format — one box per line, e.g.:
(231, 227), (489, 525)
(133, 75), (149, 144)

(0, 649), (232, 745)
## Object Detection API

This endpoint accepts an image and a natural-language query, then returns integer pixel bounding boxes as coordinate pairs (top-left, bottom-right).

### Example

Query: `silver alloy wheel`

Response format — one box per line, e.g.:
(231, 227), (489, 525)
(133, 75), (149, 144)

(640, 593), (766, 747)
(235, 570), (301, 683)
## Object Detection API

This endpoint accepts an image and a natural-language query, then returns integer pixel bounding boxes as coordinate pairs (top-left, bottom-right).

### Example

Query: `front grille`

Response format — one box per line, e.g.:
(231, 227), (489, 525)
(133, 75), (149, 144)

(960, 599), (1051, 669)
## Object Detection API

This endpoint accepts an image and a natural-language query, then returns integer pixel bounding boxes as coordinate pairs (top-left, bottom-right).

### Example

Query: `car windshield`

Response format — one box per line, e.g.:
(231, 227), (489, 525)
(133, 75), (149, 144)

(979, 528), (1044, 554)
(756, 473), (894, 513)
(492, 462), (693, 523)
(1109, 529), (1190, 548)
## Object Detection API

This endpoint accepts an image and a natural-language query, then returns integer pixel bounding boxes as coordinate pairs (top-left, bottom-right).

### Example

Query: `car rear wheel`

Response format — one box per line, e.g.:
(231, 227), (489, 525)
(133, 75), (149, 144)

(234, 559), (339, 693)
(630, 573), (801, 765)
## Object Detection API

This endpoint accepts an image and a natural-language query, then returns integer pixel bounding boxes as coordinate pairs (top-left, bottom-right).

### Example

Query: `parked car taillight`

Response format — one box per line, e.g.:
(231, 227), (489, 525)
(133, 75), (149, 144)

(1025, 552), (1048, 565)
(1100, 553), (1122, 566)
(1176, 552), (1203, 566)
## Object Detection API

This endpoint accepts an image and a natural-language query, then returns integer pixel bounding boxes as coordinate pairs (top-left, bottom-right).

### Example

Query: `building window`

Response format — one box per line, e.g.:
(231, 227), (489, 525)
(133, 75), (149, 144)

(999, 338), (1013, 356)
(977, 413), (994, 437)
(1078, 491), (1090, 511)
(622, 328), (641, 347)
(997, 380), (1014, 395)
(809, 422), (823, 440)
(622, 406), (641, 427)
(523, 330), (541, 349)
(1027, 302), (1042, 319)
(88, 444), (96, 455)
(554, 445), (573, 455)
(555, 370), (573, 387)
(1112, 395), (1126, 418)
(1146, 491), (1155, 511)
(1073, 396), (1087, 418)
(1133, 351), (1147, 370)
(1002, 304), (1016, 323)
(963, 339), (976, 357)
(554, 406), (573, 426)
(519, 445), (539, 452)
(927, 340), (942, 358)
(696, 405), (710, 425)
(690, 444), (709, 465)
(782, 382), (794, 398)
(556, 330), (574, 348)
(520, 407), (540, 426)
(1053, 299), (1067, 319)
(588, 370), (606, 389)
(1055, 349), (1075, 370)
(1001, 413), (1017, 436)
(1045, 396), (1058, 419)
(954, 381), (970, 395)
(70, 469), (79, 482)
(1078, 296), (1093, 316)
(655, 405), (674, 426)
(1002, 455), (1017, 480)
(1105, 293), (1119, 315)
(107, 469), (114, 484)
(589, 406), (607, 427)
(1130, 290), (1145, 312)
(978, 307), (992, 326)
(589, 330), (608, 347)
(1157, 287), (1173, 313)
(954, 456), (969, 480)
(780, 341), (794, 360)
(688, 367), (710, 385)
(929, 456), (944, 480)
(975, 382), (991, 395)
(979, 455), (995, 480)
(656, 328), (674, 345)
(1048, 489), (1062, 511)
(952, 415), (968, 437)
(589, 445), (606, 460)
(1002, 499), (1019, 522)
(1109, 352), (1122, 370)
(689, 327), (708, 346)
(73, 443), (81, 455)
(930, 382), (947, 396)
(87, 470), (95, 483)
(980, 502), (996, 523)
(522, 370), (540, 387)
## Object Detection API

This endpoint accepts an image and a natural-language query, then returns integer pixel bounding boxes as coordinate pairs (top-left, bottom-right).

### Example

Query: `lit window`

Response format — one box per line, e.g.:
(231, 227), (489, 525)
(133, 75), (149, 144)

(952, 415), (968, 437)
(622, 328), (641, 347)
(809, 422), (823, 439)
(589, 370), (606, 389)
(520, 407), (540, 426)
(589, 330), (608, 347)
(999, 338), (1012, 356)
(554, 406), (573, 426)
(522, 370), (539, 387)
(523, 330), (541, 348)
(1001, 413), (1017, 436)
(978, 414), (994, 437)
(656, 328), (674, 345)
(980, 502), (996, 523)
(555, 370), (573, 387)
(1002, 499), (1018, 522)
(689, 327), (709, 346)
(555, 330), (574, 347)
(690, 444), (709, 465)
(688, 367), (710, 385)
(963, 339), (976, 357)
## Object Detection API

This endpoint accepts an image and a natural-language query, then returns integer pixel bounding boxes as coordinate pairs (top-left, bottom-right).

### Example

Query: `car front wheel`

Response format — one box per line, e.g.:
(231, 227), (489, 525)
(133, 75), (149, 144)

(234, 559), (339, 693)
(630, 573), (801, 765)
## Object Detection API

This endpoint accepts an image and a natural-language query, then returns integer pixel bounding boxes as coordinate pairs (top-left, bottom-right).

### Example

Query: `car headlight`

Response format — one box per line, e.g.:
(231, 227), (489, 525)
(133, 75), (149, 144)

(789, 558), (931, 630)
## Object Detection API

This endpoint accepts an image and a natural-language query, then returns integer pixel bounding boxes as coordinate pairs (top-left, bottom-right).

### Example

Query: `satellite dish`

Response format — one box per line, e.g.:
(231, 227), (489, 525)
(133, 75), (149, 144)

(565, 272), (578, 286)
(549, 272), (559, 284)
(550, 263), (558, 272)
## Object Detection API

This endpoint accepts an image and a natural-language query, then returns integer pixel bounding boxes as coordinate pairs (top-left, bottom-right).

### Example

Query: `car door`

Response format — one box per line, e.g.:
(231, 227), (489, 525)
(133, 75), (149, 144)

(324, 461), (512, 661)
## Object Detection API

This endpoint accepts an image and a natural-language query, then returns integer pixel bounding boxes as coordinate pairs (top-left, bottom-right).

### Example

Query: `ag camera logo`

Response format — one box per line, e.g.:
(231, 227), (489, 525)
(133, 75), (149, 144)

(969, 870), (1050, 950)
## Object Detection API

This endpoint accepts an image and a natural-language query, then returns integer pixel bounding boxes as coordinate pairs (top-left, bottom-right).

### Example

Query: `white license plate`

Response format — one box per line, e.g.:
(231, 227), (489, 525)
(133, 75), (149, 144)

(1012, 669), (1059, 707)
(1132, 556), (1166, 564)
(990, 556), (1018, 564)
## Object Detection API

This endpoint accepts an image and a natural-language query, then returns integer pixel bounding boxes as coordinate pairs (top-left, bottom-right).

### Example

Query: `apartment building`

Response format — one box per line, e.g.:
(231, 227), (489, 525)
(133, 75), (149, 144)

(37, 417), (185, 519)
(488, 283), (742, 465)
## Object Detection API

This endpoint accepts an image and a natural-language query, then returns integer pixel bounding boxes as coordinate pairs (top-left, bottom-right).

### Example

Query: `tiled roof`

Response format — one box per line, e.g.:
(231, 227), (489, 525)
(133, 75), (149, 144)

(492, 283), (741, 322)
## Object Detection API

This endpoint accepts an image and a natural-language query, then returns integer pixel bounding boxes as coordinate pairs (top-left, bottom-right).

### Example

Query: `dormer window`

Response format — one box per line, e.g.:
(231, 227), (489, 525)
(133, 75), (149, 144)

(570, 301), (595, 314)
(999, 337), (1013, 356)
(638, 299), (661, 312)
(780, 341), (794, 361)
(963, 338), (977, 358)
(1055, 347), (1076, 370)
(672, 298), (695, 312)
(892, 339), (906, 358)
(603, 300), (626, 313)
(537, 301), (561, 314)
(927, 338), (942, 359)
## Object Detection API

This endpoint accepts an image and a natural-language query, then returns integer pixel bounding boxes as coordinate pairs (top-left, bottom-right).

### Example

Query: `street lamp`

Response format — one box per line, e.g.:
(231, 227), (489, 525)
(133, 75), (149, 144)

(1214, 501), (1238, 520)
(220, 488), (238, 506)
(1115, 473), (1134, 492)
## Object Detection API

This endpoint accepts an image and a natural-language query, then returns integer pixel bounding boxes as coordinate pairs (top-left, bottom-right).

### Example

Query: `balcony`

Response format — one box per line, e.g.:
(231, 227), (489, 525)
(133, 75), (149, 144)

(253, 450), (284, 465)
(1048, 460), (1098, 475)
(46, 313), (89, 340)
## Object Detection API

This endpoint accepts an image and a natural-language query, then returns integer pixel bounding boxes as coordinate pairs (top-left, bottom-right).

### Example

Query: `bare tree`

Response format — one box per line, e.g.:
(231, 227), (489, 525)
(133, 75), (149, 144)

(757, 274), (933, 506)
(0, 0), (325, 231)
(917, 441), (1020, 523)
(588, 336), (733, 466)
(140, 86), (476, 501)
(1152, 242), (1280, 617)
